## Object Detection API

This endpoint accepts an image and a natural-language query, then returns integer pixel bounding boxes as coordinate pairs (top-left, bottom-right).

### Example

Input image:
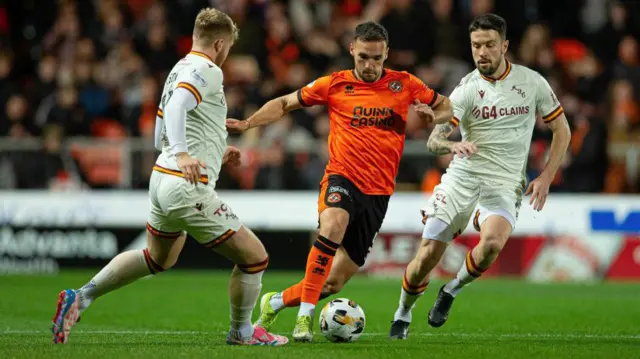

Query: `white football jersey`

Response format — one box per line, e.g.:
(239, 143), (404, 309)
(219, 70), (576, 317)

(446, 60), (564, 189)
(155, 51), (228, 187)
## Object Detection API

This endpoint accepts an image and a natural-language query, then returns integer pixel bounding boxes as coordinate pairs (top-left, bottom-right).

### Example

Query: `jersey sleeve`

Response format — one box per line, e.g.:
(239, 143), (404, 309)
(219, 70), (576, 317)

(448, 80), (471, 128)
(298, 76), (331, 107)
(408, 74), (438, 107)
(174, 65), (223, 106)
(535, 73), (564, 123)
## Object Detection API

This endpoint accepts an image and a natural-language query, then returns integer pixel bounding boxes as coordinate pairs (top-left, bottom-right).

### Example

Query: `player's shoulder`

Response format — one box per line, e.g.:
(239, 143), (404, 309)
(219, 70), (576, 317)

(385, 69), (418, 83)
(509, 62), (543, 82)
(183, 60), (223, 89)
(453, 71), (482, 91)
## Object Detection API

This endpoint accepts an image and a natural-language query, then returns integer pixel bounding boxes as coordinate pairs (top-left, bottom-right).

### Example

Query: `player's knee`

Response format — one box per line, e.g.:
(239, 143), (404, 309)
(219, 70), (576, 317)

(143, 248), (172, 274)
(480, 233), (508, 255)
(320, 210), (349, 239)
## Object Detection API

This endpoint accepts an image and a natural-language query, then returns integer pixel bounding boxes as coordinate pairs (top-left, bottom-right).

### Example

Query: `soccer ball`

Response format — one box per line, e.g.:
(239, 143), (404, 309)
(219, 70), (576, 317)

(319, 298), (366, 343)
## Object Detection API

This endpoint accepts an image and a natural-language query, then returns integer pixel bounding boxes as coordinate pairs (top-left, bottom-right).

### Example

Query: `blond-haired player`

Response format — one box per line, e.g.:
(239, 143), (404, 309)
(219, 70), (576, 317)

(51, 8), (288, 346)
(388, 14), (571, 339)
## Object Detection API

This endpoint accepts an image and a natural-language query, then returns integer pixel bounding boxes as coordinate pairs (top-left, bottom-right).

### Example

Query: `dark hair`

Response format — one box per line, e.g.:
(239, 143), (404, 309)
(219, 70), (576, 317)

(469, 13), (507, 40)
(354, 21), (389, 44)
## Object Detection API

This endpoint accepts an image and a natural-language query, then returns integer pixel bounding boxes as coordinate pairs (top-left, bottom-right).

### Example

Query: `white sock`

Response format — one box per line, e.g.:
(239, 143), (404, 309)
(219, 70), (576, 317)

(76, 249), (155, 313)
(298, 302), (315, 317)
(393, 287), (424, 323)
(443, 251), (484, 297)
(443, 278), (465, 297)
(229, 267), (263, 339)
(270, 292), (285, 312)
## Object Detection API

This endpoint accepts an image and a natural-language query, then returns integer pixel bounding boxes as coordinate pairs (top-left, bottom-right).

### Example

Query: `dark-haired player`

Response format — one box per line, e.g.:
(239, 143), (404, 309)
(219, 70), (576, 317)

(226, 21), (453, 341)
(388, 14), (571, 339)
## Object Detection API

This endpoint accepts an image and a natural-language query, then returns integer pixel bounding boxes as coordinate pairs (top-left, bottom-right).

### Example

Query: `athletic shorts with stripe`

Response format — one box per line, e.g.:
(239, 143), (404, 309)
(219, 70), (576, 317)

(147, 170), (241, 247)
(421, 169), (523, 242)
(318, 174), (389, 267)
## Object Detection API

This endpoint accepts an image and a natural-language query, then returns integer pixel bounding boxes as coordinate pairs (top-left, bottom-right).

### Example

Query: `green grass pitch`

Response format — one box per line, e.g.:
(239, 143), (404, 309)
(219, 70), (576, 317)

(0, 270), (638, 358)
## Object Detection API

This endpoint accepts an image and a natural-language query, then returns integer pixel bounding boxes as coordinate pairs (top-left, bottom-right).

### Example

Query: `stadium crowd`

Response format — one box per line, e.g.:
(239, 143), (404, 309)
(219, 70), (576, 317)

(1, 0), (639, 193)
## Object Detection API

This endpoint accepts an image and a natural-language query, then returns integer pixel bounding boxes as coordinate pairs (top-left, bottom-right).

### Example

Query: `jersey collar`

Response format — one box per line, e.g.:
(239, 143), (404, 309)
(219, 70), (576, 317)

(480, 59), (511, 83)
(188, 51), (215, 65)
(351, 69), (387, 83)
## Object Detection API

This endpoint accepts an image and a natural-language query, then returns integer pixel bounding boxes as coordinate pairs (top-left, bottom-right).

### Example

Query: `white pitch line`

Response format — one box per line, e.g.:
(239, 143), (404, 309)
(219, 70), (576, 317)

(2, 329), (639, 340)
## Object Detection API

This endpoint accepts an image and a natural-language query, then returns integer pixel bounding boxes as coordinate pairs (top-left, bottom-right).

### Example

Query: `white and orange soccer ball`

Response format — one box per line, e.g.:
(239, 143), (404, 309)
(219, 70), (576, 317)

(319, 298), (366, 343)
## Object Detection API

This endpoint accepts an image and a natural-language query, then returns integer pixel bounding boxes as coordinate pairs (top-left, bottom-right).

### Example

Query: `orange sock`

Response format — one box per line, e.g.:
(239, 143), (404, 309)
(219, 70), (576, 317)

(282, 281), (303, 307)
(300, 235), (338, 305)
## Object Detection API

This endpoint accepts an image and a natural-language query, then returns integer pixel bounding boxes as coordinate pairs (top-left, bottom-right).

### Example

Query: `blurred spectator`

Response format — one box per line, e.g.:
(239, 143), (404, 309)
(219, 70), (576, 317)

(2, 94), (35, 137)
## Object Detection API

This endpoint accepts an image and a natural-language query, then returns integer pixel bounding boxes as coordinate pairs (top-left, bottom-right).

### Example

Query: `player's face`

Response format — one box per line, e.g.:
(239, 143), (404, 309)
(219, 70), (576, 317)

(470, 30), (508, 76)
(350, 40), (388, 83)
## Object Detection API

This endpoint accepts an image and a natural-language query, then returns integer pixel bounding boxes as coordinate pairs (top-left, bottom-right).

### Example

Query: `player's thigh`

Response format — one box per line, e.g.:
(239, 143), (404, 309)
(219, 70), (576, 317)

(421, 181), (478, 243)
(475, 186), (519, 233)
(340, 194), (389, 268)
(214, 225), (268, 267)
(170, 187), (250, 258)
(324, 246), (360, 294)
(317, 175), (359, 242)
(476, 188), (519, 252)
(146, 173), (187, 268)
(145, 230), (187, 269)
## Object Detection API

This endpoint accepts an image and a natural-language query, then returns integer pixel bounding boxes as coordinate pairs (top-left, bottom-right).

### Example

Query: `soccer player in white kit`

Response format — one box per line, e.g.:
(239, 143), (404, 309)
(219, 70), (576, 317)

(388, 14), (571, 339)
(51, 8), (288, 346)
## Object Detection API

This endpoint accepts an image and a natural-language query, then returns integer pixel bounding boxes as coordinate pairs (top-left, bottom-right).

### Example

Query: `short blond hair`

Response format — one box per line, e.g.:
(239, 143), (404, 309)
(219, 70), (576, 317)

(193, 8), (239, 46)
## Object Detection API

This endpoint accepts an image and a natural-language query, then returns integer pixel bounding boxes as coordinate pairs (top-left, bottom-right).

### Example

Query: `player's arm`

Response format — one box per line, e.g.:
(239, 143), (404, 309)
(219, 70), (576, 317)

(431, 96), (453, 124)
(410, 74), (452, 125)
(228, 92), (303, 131)
(426, 77), (476, 157)
(426, 121), (476, 157)
(526, 75), (572, 211)
(525, 112), (571, 209)
(227, 76), (330, 132)
(541, 113), (571, 180)
(161, 87), (207, 184)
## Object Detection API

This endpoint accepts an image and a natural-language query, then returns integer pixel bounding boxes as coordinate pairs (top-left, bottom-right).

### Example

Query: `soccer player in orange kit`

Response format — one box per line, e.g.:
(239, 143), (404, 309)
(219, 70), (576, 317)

(226, 21), (453, 341)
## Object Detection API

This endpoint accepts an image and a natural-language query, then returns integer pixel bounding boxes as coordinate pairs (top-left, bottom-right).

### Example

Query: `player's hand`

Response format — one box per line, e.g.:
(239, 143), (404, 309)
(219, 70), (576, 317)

(451, 141), (478, 158)
(223, 146), (242, 167)
(226, 118), (250, 133)
(176, 152), (206, 185)
(413, 99), (435, 123)
(525, 175), (551, 212)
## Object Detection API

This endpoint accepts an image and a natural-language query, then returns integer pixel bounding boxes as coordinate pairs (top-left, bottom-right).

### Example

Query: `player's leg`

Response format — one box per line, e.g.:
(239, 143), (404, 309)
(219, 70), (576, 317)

(389, 217), (454, 338)
(255, 246), (359, 331)
(441, 209), (513, 297)
(210, 225), (287, 346)
(280, 176), (354, 341)
(52, 227), (185, 344)
(389, 180), (477, 337)
(189, 192), (287, 346)
(429, 191), (518, 328)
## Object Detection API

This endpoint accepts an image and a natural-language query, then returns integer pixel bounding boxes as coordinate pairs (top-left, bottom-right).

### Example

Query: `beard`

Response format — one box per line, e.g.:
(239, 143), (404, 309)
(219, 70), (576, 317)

(476, 59), (500, 76)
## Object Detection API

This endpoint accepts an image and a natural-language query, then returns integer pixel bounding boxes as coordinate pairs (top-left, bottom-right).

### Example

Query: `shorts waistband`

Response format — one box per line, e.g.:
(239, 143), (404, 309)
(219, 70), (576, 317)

(153, 164), (209, 185)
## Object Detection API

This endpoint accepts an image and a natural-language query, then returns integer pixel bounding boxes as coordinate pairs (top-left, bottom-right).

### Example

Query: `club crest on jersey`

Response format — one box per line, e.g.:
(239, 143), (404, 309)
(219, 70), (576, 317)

(190, 69), (208, 87)
(388, 80), (403, 93)
(327, 193), (341, 203)
(478, 90), (485, 99)
(511, 85), (526, 98)
(345, 84), (355, 94)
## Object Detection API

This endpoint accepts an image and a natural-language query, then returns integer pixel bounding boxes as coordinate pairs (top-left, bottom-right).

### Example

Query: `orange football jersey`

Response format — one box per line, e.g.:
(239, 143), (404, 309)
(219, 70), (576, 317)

(298, 69), (439, 195)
